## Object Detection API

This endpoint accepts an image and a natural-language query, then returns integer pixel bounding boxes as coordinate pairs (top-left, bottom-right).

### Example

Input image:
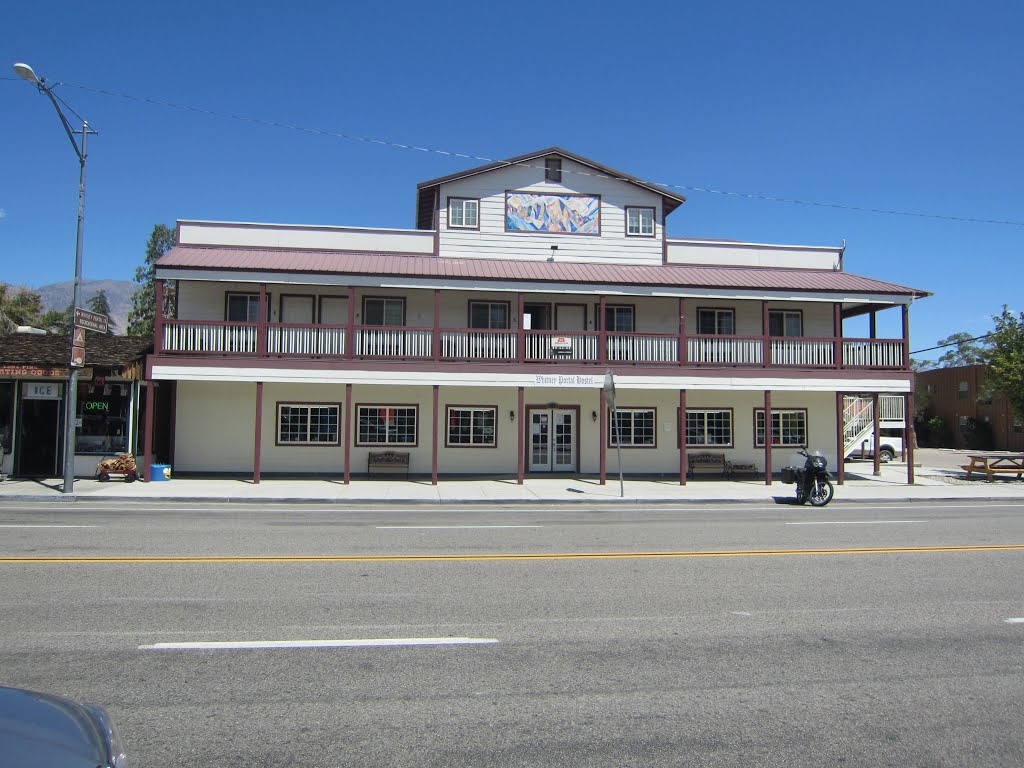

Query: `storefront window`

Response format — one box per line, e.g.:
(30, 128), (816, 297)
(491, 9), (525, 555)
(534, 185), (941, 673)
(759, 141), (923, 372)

(0, 383), (12, 454)
(76, 383), (130, 454)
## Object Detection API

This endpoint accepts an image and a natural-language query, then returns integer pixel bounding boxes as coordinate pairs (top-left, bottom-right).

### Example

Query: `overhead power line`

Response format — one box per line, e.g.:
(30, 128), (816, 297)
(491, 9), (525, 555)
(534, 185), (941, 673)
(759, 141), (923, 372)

(6, 75), (1024, 228)
(911, 333), (994, 355)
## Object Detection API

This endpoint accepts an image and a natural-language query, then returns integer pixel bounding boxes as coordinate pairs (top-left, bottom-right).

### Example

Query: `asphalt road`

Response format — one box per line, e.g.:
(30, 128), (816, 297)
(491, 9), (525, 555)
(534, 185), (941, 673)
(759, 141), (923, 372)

(1, 500), (1023, 767)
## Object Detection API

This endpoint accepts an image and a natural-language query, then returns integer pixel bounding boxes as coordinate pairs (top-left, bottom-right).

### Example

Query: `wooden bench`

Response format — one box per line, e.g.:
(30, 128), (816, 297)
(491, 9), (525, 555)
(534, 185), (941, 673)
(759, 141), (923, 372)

(727, 461), (760, 480)
(367, 450), (410, 479)
(688, 452), (729, 479)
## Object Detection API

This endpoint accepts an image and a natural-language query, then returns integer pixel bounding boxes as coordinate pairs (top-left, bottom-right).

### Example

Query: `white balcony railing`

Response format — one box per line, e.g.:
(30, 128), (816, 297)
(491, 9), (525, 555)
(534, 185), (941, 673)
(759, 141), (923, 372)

(158, 320), (909, 371)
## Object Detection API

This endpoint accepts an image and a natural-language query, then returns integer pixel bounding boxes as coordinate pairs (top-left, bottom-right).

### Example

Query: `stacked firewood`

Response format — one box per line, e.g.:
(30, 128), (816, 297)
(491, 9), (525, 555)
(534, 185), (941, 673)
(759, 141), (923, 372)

(97, 453), (137, 474)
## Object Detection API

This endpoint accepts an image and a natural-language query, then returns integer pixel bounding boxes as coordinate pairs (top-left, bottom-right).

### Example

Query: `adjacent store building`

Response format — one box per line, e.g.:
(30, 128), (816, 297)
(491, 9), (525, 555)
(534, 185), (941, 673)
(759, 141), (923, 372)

(0, 334), (152, 478)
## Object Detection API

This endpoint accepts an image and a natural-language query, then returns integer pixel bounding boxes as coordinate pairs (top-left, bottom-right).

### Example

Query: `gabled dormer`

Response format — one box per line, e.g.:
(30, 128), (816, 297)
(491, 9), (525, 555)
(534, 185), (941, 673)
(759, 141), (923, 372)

(416, 147), (686, 266)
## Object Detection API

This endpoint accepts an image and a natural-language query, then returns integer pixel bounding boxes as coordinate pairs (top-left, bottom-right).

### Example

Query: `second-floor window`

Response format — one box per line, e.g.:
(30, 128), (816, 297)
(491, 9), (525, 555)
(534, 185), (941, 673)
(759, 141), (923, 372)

(602, 305), (635, 333)
(626, 207), (655, 237)
(768, 310), (803, 337)
(448, 198), (479, 229)
(226, 293), (263, 322)
(469, 301), (510, 329)
(698, 308), (735, 335)
(958, 381), (969, 400)
(363, 297), (404, 326)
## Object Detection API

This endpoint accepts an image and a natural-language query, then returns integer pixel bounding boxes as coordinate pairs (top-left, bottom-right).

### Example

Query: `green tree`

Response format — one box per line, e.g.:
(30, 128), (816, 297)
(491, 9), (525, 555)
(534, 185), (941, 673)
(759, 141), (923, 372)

(127, 224), (176, 338)
(986, 306), (1024, 419)
(936, 332), (990, 368)
(0, 283), (46, 333)
(87, 289), (115, 335)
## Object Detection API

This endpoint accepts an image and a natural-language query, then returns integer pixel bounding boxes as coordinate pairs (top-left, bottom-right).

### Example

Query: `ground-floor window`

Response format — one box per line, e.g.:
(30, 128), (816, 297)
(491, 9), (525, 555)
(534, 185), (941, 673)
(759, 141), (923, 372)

(76, 383), (131, 454)
(755, 408), (807, 447)
(685, 409), (733, 447)
(0, 382), (12, 454)
(357, 405), (417, 446)
(608, 408), (656, 447)
(446, 406), (497, 446)
(277, 403), (340, 445)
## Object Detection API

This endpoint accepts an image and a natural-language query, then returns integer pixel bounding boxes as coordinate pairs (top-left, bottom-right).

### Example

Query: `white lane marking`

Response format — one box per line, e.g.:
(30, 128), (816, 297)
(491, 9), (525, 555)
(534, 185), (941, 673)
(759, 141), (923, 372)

(0, 524), (98, 528)
(376, 525), (541, 530)
(139, 637), (499, 650)
(731, 611), (752, 616)
(1005, 618), (1024, 624)
(785, 520), (927, 525)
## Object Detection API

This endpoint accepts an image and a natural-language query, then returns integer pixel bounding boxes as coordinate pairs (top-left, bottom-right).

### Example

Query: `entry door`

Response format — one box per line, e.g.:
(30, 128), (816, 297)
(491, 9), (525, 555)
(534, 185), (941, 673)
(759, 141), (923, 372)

(529, 409), (576, 472)
(17, 398), (60, 477)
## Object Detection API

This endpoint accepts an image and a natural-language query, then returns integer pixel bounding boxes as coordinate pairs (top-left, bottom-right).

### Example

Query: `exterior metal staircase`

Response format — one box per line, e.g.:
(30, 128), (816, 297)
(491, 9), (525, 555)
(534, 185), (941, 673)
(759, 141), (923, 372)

(843, 395), (906, 457)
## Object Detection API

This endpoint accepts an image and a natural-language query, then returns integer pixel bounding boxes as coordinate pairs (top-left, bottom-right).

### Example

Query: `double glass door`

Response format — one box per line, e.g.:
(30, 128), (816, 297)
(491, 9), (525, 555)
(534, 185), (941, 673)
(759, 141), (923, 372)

(529, 408), (576, 472)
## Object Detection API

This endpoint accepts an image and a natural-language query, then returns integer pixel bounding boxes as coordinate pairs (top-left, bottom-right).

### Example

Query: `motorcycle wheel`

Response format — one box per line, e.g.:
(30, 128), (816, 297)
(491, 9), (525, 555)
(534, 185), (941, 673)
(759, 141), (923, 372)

(808, 479), (834, 507)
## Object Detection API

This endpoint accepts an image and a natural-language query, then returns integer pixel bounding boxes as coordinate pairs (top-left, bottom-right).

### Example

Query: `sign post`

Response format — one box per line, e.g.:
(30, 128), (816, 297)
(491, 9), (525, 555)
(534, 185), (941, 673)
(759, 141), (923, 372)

(603, 371), (624, 498)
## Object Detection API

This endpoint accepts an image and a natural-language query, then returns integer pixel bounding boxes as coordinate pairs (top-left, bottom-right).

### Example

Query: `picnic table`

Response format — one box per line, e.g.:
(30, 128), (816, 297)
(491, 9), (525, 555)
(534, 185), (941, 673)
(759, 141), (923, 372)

(960, 454), (1024, 481)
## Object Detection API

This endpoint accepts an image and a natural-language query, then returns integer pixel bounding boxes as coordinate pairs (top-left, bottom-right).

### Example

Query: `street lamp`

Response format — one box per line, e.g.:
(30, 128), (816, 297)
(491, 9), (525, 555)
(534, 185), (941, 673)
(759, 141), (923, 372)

(14, 62), (98, 493)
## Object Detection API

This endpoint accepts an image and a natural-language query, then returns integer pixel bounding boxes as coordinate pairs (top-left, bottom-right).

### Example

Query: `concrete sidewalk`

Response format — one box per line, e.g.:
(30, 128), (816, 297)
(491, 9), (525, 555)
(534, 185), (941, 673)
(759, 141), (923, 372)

(1, 461), (1022, 504)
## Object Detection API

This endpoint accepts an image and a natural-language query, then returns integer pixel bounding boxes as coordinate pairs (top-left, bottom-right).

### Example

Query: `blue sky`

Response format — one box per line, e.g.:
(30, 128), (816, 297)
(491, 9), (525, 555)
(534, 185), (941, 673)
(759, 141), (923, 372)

(3, 0), (1021, 360)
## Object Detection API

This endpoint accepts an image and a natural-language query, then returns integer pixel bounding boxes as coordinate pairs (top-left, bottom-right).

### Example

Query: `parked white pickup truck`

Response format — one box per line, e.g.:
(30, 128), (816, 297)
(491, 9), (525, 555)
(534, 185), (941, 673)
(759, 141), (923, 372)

(846, 430), (904, 463)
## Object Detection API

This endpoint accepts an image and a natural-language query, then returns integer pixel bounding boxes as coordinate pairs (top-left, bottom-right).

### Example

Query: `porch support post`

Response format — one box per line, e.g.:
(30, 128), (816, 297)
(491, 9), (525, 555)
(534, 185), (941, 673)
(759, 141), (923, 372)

(906, 391), (916, 485)
(257, 283), (268, 356)
(872, 392), (881, 476)
(254, 381), (263, 484)
(346, 287), (356, 360)
(516, 387), (525, 485)
(901, 304), (910, 370)
(343, 383), (352, 484)
(762, 301), (770, 368)
(431, 385), (439, 485)
(869, 310), (877, 339)
(835, 392), (845, 485)
(517, 293), (526, 362)
(154, 280), (164, 354)
(143, 381), (154, 482)
(432, 290), (441, 362)
(763, 390), (773, 485)
(833, 303), (842, 369)
(599, 389), (608, 485)
(678, 389), (687, 485)
(678, 298), (687, 366)
(598, 295), (607, 365)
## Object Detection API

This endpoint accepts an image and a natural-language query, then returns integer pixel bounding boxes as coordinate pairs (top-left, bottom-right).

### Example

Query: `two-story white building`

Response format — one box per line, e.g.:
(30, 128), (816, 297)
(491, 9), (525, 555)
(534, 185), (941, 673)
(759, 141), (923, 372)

(144, 148), (929, 485)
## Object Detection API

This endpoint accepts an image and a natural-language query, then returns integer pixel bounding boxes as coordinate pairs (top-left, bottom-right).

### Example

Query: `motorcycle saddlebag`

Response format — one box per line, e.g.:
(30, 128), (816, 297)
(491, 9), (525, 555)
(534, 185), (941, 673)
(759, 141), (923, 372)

(781, 466), (797, 484)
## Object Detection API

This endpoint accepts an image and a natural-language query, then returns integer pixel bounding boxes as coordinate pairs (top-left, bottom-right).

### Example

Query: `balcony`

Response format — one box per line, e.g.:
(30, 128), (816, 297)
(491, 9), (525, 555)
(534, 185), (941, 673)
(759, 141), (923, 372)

(158, 320), (907, 370)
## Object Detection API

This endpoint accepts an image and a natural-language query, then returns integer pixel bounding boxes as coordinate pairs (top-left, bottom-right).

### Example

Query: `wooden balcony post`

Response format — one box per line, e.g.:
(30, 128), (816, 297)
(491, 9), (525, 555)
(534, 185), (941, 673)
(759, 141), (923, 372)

(254, 381), (263, 484)
(869, 310), (877, 339)
(763, 390), (773, 485)
(762, 301), (770, 368)
(154, 280), (164, 354)
(516, 387), (525, 484)
(433, 289), (441, 362)
(901, 304), (910, 370)
(678, 298), (686, 366)
(598, 296), (607, 365)
(517, 293), (526, 362)
(835, 392), (845, 485)
(431, 385), (439, 485)
(833, 303), (843, 370)
(343, 383), (352, 484)
(679, 389), (687, 485)
(905, 391), (915, 485)
(346, 287), (356, 360)
(257, 283), (268, 356)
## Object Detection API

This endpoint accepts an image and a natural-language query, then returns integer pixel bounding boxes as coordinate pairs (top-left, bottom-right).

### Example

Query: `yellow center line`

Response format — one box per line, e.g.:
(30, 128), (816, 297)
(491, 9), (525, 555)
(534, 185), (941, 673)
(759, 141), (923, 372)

(1, 544), (1023, 564)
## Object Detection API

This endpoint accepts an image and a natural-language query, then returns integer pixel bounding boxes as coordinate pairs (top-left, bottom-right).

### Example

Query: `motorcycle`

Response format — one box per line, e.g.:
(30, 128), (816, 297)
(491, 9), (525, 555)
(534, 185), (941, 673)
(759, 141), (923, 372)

(781, 449), (834, 506)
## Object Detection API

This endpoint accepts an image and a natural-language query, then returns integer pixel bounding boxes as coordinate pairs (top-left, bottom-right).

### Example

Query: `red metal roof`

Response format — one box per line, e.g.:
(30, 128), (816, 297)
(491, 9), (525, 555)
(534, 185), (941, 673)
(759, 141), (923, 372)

(157, 246), (929, 298)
